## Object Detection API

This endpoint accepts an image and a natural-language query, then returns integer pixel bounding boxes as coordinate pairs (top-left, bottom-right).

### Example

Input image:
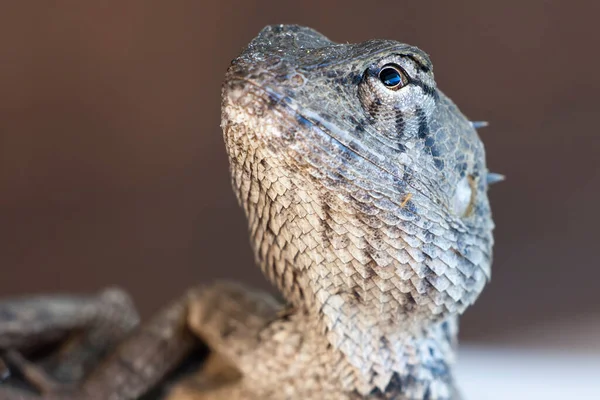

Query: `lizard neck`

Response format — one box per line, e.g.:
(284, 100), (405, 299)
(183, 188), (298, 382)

(317, 309), (459, 397)
(229, 140), (459, 397)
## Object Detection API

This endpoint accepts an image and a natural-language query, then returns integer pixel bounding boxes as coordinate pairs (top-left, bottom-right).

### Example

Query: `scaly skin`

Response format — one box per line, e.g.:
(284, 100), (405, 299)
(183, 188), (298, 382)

(183, 24), (494, 399)
(0, 25), (495, 400)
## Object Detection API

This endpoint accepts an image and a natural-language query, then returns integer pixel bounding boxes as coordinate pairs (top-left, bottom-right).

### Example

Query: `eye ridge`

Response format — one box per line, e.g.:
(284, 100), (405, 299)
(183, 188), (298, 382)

(378, 64), (408, 90)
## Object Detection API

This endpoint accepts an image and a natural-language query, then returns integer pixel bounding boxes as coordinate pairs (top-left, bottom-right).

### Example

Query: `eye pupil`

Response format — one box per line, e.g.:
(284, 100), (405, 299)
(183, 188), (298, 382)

(378, 65), (405, 89)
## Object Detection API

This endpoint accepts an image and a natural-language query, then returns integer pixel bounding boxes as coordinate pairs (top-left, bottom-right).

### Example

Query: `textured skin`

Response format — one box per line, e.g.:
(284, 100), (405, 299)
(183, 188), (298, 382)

(211, 24), (493, 399)
(0, 25), (495, 399)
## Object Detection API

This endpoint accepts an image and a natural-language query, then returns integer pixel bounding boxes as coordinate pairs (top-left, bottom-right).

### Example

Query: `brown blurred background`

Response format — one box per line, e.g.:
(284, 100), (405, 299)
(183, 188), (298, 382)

(0, 1), (598, 348)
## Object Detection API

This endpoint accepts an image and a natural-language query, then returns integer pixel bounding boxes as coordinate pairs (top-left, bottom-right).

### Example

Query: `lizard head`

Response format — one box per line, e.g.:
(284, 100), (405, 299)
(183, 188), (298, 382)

(222, 25), (495, 337)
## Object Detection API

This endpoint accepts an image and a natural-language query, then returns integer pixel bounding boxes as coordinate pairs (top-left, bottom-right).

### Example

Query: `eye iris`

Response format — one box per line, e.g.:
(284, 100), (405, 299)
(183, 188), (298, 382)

(379, 66), (403, 88)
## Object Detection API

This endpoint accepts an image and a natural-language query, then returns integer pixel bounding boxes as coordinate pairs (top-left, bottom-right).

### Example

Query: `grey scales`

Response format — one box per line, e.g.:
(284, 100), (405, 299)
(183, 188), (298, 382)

(0, 25), (497, 400)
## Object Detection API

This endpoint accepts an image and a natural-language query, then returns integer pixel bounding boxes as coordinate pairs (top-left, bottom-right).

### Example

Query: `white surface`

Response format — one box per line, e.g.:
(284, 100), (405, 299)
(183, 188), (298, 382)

(457, 346), (600, 399)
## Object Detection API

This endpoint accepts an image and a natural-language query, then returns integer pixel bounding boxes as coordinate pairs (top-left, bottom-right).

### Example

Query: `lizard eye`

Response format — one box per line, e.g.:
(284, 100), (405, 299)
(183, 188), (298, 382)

(378, 64), (408, 90)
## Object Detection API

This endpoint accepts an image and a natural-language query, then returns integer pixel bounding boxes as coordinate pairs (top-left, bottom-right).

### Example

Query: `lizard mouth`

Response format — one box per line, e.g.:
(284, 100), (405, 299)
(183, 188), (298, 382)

(227, 77), (385, 161)
(224, 77), (443, 211)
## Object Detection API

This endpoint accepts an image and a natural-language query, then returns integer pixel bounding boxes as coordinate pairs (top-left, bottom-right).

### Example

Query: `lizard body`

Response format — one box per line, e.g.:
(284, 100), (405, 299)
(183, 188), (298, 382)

(0, 25), (495, 400)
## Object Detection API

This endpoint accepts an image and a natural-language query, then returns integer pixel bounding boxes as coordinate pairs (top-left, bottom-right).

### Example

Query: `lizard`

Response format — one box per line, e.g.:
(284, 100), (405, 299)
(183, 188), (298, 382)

(0, 24), (498, 399)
